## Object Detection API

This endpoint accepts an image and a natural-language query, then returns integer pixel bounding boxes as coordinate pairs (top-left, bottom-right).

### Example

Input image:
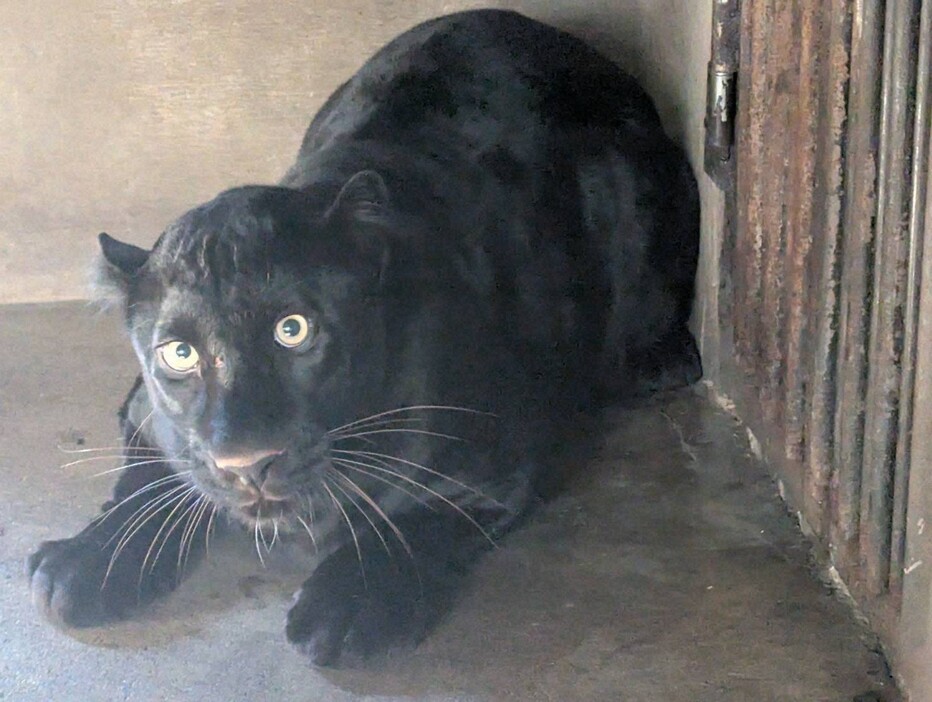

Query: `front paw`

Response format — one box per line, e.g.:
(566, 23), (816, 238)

(26, 537), (119, 628)
(26, 532), (172, 628)
(285, 553), (433, 667)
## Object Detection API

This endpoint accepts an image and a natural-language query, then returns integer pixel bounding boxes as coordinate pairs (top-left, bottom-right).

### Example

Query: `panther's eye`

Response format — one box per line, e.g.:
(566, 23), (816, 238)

(157, 341), (201, 375)
(274, 314), (315, 350)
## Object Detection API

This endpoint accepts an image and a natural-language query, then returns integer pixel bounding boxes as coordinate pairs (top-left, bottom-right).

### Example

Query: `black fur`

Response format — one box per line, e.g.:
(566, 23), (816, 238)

(28, 10), (700, 665)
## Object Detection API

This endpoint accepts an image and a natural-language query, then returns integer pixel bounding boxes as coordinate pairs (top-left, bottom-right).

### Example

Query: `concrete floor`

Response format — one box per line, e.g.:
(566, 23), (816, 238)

(0, 302), (899, 701)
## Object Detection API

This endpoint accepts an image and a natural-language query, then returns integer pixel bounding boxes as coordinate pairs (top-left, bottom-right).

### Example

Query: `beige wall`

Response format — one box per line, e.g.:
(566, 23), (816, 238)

(0, 0), (714, 305)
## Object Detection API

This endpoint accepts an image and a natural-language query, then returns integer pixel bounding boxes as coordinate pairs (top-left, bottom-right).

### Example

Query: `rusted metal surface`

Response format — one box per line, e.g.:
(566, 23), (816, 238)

(705, 0), (932, 692)
(891, 0), (932, 600)
(732, 0), (852, 506)
(891, 1), (932, 604)
(898, 10), (932, 684)
(723, 0), (928, 626)
(781, 0), (820, 465)
(860, 0), (923, 597)
(802, 0), (851, 537)
(734, 0), (791, 418)
(831, 0), (884, 583)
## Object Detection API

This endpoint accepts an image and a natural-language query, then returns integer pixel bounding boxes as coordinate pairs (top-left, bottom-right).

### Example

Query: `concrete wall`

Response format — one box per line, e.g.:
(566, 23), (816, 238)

(0, 0), (715, 307)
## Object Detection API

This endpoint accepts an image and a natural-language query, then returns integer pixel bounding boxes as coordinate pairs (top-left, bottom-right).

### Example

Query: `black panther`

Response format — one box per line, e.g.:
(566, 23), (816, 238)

(27, 9), (700, 666)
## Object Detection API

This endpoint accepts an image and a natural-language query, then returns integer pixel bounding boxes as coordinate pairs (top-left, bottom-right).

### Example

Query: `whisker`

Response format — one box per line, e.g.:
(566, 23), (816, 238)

(62, 453), (192, 470)
(177, 496), (209, 573)
(327, 417), (425, 438)
(257, 511), (270, 554)
(90, 458), (191, 479)
(126, 408), (156, 449)
(322, 479), (365, 583)
(327, 404), (494, 436)
(331, 456), (495, 545)
(57, 445), (163, 455)
(169, 495), (202, 576)
(205, 504), (219, 560)
(61, 454), (159, 469)
(333, 428), (467, 443)
(327, 470), (391, 557)
(295, 512), (318, 553)
(327, 455), (434, 509)
(139, 487), (200, 579)
(91, 472), (190, 532)
(254, 512), (266, 567)
(104, 489), (187, 584)
(190, 499), (212, 567)
(181, 497), (211, 576)
(270, 518), (280, 549)
(328, 418), (431, 446)
(330, 468), (412, 558)
(332, 448), (503, 508)
(102, 484), (195, 587)
(103, 481), (192, 550)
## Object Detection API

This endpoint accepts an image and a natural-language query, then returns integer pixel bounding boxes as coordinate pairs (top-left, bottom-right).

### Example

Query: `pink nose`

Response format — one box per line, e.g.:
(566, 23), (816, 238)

(209, 449), (284, 486)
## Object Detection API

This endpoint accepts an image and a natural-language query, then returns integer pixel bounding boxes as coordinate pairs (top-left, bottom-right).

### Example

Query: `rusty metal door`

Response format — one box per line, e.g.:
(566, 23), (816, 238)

(708, 0), (932, 647)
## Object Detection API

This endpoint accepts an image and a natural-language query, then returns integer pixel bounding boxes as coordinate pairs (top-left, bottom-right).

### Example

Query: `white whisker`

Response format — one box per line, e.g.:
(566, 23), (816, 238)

(257, 512), (270, 554)
(328, 471), (391, 557)
(90, 458), (191, 479)
(295, 512), (318, 553)
(182, 498), (211, 575)
(327, 417), (425, 438)
(177, 496), (208, 573)
(57, 445), (163, 455)
(270, 518), (280, 549)
(323, 479), (365, 583)
(327, 454), (433, 509)
(334, 427), (467, 443)
(103, 481), (192, 550)
(139, 487), (200, 579)
(331, 468), (412, 558)
(254, 513), (266, 567)
(332, 448), (503, 507)
(91, 472), (190, 531)
(327, 404), (493, 436)
(127, 408), (156, 448)
(61, 454), (157, 469)
(331, 456), (495, 545)
(205, 504), (219, 560)
(103, 484), (195, 587)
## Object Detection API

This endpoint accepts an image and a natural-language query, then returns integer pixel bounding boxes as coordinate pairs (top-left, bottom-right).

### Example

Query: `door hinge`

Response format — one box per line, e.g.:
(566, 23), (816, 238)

(704, 0), (740, 187)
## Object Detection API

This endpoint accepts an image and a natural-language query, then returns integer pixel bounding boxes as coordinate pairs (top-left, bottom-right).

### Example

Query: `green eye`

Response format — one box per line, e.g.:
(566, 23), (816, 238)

(274, 314), (314, 349)
(157, 341), (201, 374)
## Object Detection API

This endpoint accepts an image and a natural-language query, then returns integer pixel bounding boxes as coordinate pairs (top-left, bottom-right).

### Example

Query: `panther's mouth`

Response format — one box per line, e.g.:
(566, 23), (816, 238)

(239, 495), (291, 520)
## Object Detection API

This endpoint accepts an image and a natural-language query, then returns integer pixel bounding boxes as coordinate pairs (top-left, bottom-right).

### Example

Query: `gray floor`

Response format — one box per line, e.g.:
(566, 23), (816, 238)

(0, 303), (898, 701)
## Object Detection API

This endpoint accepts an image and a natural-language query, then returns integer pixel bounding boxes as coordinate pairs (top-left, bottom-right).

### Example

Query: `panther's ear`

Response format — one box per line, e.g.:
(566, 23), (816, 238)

(92, 232), (150, 307)
(325, 170), (391, 226)
(325, 171), (394, 283)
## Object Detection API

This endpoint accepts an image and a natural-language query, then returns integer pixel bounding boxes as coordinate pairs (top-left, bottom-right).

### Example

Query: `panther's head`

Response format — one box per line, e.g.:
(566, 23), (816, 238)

(96, 172), (404, 529)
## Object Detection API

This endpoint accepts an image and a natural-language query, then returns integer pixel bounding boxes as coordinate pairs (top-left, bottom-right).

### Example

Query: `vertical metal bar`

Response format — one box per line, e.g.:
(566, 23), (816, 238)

(831, 0), (884, 577)
(734, 0), (768, 369)
(890, 0), (932, 596)
(757, 0), (791, 427)
(782, 0), (820, 464)
(803, 0), (852, 535)
(896, 72), (932, 700)
(860, 0), (921, 597)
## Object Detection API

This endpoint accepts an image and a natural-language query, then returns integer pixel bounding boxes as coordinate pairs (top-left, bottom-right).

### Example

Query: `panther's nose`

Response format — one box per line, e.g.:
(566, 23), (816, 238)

(209, 449), (284, 489)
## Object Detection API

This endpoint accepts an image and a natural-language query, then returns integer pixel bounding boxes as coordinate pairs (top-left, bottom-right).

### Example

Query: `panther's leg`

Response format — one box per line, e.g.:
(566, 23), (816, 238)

(27, 384), (210, 627)
(286, 503), (499, 667)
